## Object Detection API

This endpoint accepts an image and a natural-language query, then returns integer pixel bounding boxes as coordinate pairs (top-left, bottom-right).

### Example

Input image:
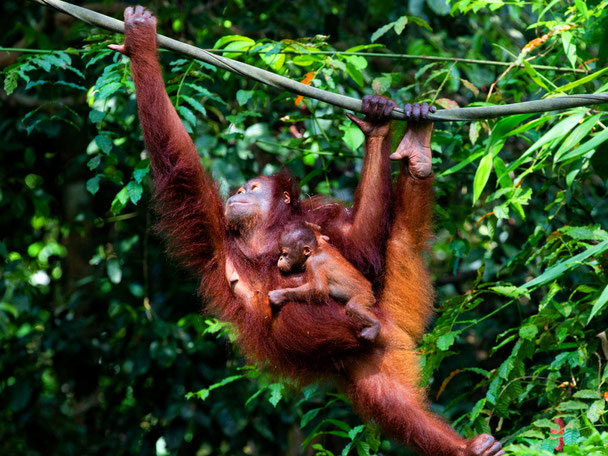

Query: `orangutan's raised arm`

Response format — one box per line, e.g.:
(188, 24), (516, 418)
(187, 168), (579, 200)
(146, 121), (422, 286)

(109, 6), (226, 276)
(341, 95), (396, 277)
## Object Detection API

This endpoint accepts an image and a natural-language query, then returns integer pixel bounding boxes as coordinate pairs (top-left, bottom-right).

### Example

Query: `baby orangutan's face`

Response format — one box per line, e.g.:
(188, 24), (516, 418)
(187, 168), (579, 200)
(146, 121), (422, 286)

(277, 244), (310, 273)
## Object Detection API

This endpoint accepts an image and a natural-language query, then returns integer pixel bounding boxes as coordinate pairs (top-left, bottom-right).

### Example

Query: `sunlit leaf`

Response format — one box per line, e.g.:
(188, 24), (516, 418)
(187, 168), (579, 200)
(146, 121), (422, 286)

(268, 383), (284, 407)
(587, 285), (608, 325)
(473, 153), (493, 203)
(523, 239), (608, 289)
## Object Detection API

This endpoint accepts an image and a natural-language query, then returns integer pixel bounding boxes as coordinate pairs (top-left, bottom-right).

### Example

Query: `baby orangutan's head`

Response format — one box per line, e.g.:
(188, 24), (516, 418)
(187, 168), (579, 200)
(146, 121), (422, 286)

(277, 223), (318, 273)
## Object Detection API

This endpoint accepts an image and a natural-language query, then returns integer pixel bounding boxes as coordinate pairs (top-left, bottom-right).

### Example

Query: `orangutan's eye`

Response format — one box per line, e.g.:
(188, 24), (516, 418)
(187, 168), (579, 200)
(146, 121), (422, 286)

(236, 188), (245, 194)
(251, 183), (260, 192)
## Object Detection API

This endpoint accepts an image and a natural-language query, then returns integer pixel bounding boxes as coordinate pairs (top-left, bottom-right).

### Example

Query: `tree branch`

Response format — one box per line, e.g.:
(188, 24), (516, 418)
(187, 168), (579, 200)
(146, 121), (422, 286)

(30, 0), (608, 122)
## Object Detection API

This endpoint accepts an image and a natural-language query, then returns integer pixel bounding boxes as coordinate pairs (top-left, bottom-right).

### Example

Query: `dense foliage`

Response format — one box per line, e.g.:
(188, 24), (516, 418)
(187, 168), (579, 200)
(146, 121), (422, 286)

(2, 0), (608, 454)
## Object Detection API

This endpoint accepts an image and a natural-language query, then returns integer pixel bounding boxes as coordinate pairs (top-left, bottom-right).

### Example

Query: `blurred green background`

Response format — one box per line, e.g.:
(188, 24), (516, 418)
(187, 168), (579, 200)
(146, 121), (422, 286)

(1, 0), (608, 454)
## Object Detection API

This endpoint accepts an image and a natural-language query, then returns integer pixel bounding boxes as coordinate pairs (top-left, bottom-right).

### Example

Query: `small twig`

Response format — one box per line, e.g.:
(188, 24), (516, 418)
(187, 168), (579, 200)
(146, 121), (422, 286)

(203, 49), (589, 74)
(1, 46), (590, 74)
(30, 0), (608, 122)
(0, 47), (85, 54)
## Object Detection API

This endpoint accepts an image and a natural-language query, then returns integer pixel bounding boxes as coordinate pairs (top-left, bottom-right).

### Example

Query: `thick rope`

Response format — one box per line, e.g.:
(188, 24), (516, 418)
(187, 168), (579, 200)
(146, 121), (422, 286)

(31, 0), (608, 121)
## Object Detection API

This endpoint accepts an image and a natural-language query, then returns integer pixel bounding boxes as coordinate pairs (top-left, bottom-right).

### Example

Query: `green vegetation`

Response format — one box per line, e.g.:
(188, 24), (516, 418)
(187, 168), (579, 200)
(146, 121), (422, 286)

(1, 0), (608, 454)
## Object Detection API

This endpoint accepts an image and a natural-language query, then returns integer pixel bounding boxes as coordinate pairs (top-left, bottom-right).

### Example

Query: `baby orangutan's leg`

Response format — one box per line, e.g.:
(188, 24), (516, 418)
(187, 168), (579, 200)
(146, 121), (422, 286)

(345, 294), (381, 341)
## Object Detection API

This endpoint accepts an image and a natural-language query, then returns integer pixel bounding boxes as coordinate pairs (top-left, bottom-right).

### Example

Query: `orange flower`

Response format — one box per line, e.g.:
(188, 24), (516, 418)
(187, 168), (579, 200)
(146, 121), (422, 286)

(295, 72), (315, 106)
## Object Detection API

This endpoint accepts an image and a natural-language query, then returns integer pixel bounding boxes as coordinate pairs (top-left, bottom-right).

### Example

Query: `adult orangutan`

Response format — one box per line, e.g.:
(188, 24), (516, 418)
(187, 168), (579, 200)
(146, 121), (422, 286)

(109, 6), (504, 456)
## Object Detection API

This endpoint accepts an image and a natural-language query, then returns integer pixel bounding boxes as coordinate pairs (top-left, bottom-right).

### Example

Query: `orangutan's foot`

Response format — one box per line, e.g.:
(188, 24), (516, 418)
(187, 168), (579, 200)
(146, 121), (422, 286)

(462, 434), (505, 456)
(390, 102), (435, 179)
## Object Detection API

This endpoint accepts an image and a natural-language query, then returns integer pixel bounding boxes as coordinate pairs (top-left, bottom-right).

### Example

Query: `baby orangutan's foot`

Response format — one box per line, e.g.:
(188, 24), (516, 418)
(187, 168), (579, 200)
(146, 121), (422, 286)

(390, 102), (436, 179)
(462, 434), (505, 456)
(345, 301), (381, 342)
(360, 321), (381, 341)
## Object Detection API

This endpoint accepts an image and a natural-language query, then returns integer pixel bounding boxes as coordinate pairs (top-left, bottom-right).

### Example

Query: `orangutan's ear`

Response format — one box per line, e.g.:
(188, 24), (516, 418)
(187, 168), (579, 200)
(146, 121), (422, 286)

(283, 191), (291, 204)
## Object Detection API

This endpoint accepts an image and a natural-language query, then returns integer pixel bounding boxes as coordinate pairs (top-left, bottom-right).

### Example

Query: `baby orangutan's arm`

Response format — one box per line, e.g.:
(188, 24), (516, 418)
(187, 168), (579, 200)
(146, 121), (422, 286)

(269, 259), (328, 307)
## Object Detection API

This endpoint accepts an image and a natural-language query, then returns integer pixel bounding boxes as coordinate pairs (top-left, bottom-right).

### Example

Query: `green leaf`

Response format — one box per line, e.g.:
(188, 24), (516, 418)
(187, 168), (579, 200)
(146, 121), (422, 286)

(126, 181), (143, 205)
(177, 105), (197, 128)
(493, 156), (512, 188)
(236, 89), (253, 106)
(556, 400), (587, 411)
(394, 16), (408, 35)
(86, 175), (101, 195)
(340, 123), (365, 152)
(181, 95), (207, 116)
(562, 427), (580, 446)
(559, 225), (608, 241)
(586, 400), (605, 423)
(573, 389), (601, 399)
(95, 135), (113, 154)
(0, 302), (18, 318)
(557, 66), (608, 92)
(587, 284), (608, 325)
(97, 82), (122, 100)
(534, 418), (558, 428)
(519, 325), (538, 340)
(556, 125), (608, 163)
(407, 16), (432, 31)
(300, 407), (321, 427)
(469, 398), (486, 422)
(107, 258), (122, 284)
(575, 0), (589, 18)
(344, 44), (385, 52)
(345, 55), (367, 70)
(186, 83), (226, 105)
(469, 121), (480, 145)
(525, 112), (585, 156)
(371, 22), (395, 42)
(213, 35), (255, 49)
(348, 424), (365, 440)
(291, 55), (319, 66)
(490, 285), (529, 298)
(554, 114), (601, 162)
(427, 0), (451, 15)
(89, 110), (106, 124)
(345, 61), (364, 87)
(260, 44), (285, 71)
(133, 162), (150, 184)
(437, 333), (455, 351)
(473, 153), (493, 203)
(4, 71), (19, 95)
(195, 389), (210, 400)
(561, 32), (577, 68)
(326, 418), (352, 432)
(341, 442), (353, 456)
(441, 149), (485, 176)
(268, 383), (284, 407)
(521, 60), (548, 91)
(523, 239), (608, 289)
(87, 156), (101, 171)
(111, 187), (129, 215)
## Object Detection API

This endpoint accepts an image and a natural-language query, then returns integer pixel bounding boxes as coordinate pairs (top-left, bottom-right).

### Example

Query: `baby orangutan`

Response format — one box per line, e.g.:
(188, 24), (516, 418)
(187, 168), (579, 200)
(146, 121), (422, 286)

(269, 223), (381, 341)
